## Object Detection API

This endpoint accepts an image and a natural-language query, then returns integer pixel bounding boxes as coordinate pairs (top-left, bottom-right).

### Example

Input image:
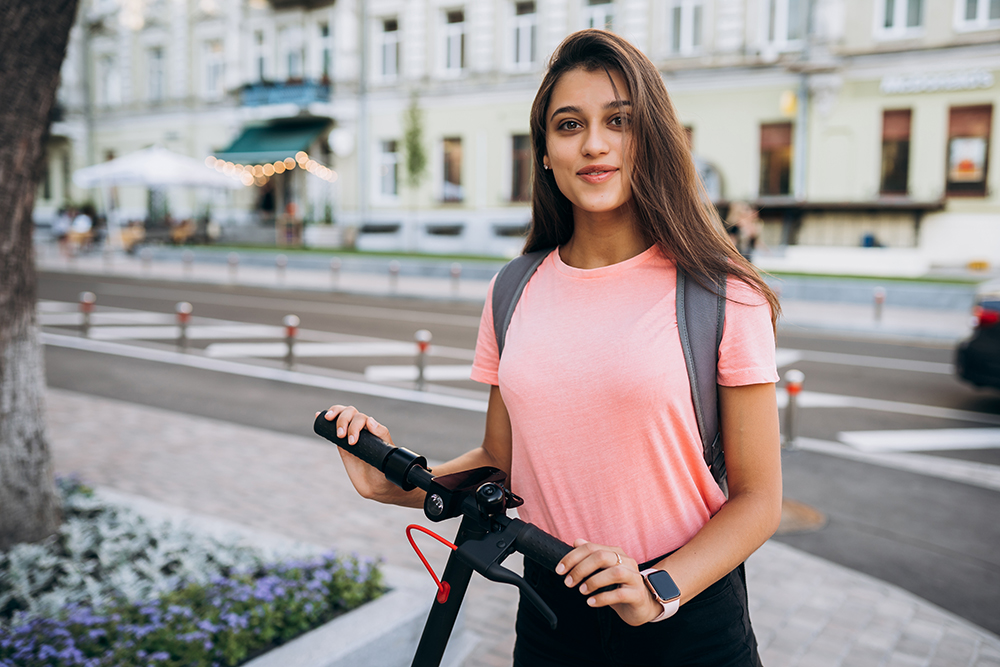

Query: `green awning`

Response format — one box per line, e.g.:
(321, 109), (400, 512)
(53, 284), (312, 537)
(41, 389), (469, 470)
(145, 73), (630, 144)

(212, 119), (331, 165)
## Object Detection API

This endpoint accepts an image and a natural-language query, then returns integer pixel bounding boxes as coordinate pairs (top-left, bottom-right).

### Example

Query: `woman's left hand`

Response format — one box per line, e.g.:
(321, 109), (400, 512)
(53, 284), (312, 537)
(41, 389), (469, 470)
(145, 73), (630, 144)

(556, 539), (664, 627)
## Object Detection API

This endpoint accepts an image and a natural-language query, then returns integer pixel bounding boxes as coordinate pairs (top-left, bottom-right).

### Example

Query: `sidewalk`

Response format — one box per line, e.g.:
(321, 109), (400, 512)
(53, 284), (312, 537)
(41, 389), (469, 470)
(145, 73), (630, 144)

(45, 388), (1000, 667)
(36, 244), (979, 343)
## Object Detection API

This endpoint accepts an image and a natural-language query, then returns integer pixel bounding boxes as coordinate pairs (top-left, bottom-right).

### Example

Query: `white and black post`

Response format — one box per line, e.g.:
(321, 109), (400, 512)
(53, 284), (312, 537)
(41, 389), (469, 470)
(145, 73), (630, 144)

(176, 302), (193, 351)
(415, 329), (432, 391)
(284, 315), (300, 369)
(783, 369), (805, 449)
(79, 291), (96, 337)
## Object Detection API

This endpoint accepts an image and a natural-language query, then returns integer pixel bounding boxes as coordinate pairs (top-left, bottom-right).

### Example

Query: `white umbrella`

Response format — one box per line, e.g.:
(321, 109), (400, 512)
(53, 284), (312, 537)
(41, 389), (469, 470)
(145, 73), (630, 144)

(73, 145), (241, 190)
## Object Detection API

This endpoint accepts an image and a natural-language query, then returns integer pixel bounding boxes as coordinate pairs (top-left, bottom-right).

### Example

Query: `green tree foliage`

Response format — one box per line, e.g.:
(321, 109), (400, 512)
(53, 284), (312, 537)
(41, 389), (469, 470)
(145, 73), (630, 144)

(403, 92), (428, 190)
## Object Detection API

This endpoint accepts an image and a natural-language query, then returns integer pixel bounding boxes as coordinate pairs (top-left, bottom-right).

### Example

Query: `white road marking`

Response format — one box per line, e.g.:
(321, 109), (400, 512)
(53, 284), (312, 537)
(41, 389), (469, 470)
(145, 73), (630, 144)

(776, 348), (953, 374)
(93, 283), (484, 327)
(206, 341), (420, 358)
(777, 389), (1000, 426)
(795, 437), (1000, 492)
(42, 333), (490, 413)
(39, 312), (178, 326)
(88, 325), (287, 340)
(838, 428), (1000, 452)
(364, 365), (474, 382)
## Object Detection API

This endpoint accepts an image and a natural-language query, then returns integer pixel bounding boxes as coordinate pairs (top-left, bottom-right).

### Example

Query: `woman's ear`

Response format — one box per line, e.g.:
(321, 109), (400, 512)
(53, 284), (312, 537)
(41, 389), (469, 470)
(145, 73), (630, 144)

(542, 156), (551, 171)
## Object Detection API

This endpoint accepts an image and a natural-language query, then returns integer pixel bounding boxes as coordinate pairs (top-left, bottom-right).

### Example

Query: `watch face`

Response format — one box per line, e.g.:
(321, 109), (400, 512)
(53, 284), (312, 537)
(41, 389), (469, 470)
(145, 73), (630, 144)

(646, 570), (681, 602)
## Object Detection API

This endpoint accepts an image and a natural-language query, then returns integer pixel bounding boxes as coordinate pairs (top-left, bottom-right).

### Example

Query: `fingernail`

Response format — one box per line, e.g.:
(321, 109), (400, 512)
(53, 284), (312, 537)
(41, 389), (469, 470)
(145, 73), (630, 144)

(579, 584), (588, 594)
(315, 411), (320, 417)
(337, 427), (345, 437)
(587, 597), (596, 606)
(349, 434), (356, 444)
(555, 564), (565, 575)
(326, 410), (334, 419)
(564, 577), (573, 587)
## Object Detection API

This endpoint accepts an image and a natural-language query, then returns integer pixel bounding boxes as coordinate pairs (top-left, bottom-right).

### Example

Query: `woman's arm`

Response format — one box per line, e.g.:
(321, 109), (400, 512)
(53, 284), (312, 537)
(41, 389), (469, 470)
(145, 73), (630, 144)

(325, 384), (514, 509)
(557, 381), (782, 624)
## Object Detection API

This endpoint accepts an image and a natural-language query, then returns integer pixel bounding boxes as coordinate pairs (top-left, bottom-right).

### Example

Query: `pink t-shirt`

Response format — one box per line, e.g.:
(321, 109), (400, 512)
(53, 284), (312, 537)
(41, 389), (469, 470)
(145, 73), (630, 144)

(471, 246), (778, 564)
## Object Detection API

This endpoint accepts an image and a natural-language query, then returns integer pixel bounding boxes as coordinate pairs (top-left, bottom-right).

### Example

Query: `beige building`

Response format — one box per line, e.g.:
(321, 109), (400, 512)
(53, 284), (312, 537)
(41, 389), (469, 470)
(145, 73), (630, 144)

(39, 0), (1000, 268)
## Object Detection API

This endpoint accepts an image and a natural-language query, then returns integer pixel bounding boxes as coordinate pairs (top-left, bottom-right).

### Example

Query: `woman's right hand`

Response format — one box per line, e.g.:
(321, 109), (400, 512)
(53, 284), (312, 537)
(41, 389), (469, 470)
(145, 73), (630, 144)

(321, 405), (419, 506)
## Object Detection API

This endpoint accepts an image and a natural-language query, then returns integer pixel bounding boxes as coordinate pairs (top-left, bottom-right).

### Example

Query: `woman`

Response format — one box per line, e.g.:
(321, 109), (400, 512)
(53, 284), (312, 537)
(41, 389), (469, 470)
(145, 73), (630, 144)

(325, 29), (781, 666)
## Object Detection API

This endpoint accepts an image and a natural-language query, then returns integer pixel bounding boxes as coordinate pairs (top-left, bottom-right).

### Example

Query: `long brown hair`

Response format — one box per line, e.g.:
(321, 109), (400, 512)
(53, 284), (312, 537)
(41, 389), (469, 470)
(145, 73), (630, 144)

(525, 29), (780, 324)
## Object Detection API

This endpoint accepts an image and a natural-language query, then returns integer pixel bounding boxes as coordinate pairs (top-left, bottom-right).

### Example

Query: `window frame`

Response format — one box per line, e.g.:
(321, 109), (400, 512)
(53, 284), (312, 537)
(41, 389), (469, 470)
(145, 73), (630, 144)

(441, 9), (466, 77)
(203, 40), (226, 100)
(945, 104), (992, 198)
(873, 0), (925, 40)
(442, 136), (464, 203)
(879, 108), (912, 196)
(666, 0), (704, 56)
(953, 0), (1000, 31)
(378, 139), (400, 201)
(510, 134), (532, 202)
(147, 46), (166, 103)
(378, 17), (400, 81)
(509, 1), (537, 71)
(758, 122), (794, 197)
(761, 0), (807, 52)
(583, 0), (615, 30)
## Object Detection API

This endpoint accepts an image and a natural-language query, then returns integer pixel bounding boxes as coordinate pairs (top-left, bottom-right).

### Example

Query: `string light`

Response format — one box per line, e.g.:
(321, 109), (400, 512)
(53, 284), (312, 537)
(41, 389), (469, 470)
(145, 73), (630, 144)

(207, 152), (337, 186)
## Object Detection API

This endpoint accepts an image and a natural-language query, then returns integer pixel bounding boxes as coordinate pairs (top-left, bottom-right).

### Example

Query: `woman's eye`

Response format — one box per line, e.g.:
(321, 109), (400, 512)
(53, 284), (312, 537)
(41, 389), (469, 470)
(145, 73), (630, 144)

(558, 120), (580, 131)
(611, 115), (629, 127)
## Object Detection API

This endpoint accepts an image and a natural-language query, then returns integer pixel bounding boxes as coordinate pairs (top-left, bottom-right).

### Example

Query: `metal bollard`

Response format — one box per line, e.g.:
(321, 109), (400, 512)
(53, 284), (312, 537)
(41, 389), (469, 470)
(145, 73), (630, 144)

(450, 262), (462, 298)
(182, 250), (195, 278)
(140, 247), (153, 274)
(176, 302), (192, 351)
(276, 254), (288, 284)
(783, 369), (805, 449)
(415, 329), (432, 391)
(330, 257), (341, 290)
(228, 252), (240, 283)
(873, 286), (886, 324)
(284, 314), (300, 369)
(79, 291), (96, 337)
(388, 260), (401, 294)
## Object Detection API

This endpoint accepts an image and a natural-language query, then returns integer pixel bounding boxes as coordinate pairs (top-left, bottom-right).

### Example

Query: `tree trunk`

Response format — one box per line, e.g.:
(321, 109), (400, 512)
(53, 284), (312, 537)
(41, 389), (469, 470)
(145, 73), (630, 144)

(0, 0), (80, 550)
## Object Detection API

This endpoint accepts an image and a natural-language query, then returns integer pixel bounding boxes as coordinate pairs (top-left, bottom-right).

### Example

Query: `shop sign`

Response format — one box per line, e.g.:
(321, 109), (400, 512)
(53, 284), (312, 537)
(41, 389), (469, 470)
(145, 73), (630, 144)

(880, 69), (994, 95)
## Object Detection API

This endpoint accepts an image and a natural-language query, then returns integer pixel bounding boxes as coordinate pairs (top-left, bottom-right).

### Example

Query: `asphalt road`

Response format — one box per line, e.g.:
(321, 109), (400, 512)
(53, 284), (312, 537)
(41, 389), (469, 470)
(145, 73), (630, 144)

(38, 272), (1000, 635)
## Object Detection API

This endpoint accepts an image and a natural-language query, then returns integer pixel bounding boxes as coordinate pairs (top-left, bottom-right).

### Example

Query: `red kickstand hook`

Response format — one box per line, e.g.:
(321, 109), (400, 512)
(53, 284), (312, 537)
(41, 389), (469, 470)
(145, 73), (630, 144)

(406, 525), (458, 604)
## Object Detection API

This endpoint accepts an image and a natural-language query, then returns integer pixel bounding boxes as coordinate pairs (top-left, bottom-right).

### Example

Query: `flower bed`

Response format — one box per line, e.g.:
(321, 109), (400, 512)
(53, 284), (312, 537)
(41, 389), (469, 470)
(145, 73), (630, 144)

(0, 480), (383, 667)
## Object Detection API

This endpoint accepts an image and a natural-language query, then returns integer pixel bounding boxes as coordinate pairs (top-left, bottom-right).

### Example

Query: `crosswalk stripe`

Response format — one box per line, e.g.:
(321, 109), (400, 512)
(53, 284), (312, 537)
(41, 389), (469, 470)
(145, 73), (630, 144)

(206, 341), (420, 358)
(88, 325), (287, 341)
(838, 428), (1000, 452)
(776, 348), (953, 374)
(777, 389), (1000, 426)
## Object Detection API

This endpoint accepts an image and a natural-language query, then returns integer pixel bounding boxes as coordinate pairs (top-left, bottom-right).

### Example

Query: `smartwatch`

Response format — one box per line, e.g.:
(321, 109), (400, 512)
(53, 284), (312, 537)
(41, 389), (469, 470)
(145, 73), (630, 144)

(640, 568), (681, 623)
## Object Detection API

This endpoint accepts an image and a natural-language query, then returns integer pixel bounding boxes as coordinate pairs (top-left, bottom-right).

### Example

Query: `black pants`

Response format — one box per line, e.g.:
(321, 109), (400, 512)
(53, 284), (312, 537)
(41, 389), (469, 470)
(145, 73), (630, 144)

(513, 557), (762, 667)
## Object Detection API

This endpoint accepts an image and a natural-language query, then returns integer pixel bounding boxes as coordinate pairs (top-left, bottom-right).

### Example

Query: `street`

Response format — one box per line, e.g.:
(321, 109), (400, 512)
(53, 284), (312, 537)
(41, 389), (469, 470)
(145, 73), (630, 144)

(38, 271), (1000, 637)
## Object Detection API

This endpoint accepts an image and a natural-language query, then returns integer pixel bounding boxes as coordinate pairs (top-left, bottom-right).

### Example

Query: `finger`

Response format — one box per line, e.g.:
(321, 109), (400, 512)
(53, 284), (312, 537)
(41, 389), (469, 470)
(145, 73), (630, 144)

(334, 406), (359, 441)
(324, 405), (348, 420)
(346, 412), (371, 445)
(365, 417), (394, 445)
(584, 583), (642, 609)
(577, 562), (636, 594)
(555, 540), (594, 576)
(563, 545), (615, 587)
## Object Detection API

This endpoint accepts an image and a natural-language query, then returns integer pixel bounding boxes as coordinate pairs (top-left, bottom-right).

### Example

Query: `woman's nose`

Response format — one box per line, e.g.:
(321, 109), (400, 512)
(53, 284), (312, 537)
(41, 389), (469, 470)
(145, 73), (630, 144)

(581, 126), (611, 157)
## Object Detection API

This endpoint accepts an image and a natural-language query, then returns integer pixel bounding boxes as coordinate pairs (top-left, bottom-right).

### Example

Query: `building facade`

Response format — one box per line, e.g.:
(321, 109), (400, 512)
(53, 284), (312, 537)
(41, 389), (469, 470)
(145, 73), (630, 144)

(40, 0), (1000, 266)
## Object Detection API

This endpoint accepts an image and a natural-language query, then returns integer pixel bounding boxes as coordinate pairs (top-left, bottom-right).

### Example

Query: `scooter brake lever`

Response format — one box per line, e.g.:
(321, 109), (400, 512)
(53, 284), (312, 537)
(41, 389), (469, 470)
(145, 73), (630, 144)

(482, 563), (558, 630)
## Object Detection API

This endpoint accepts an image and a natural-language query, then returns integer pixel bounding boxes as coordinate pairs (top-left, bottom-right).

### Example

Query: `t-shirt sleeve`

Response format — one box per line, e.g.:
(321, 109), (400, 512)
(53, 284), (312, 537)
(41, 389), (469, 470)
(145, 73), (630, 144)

(470, 275), (500, 386)
(717, 277), (779, 387)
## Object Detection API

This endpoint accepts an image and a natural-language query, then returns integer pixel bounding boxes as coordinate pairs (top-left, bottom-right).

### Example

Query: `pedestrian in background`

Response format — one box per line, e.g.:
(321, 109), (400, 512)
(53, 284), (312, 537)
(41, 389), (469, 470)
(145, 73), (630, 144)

(728, 200), (762, 262)
(325, 29), (782, 667)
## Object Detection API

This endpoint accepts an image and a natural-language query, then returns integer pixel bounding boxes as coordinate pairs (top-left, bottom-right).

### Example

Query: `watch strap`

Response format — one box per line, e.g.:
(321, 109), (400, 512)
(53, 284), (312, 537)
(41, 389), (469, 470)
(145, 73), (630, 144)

(640, 568), (681, 623)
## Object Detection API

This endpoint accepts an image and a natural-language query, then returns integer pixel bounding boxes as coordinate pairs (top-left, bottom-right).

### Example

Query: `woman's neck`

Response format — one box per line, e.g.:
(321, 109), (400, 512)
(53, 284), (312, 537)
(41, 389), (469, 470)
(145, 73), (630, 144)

(560, 208), (650, 269)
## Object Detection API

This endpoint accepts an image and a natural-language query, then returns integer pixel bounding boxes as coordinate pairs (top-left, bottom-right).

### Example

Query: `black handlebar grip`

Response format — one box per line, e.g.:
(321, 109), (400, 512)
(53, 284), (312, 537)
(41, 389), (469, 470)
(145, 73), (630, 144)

(313, 412), (395, 472)
(518, 524), (572, 572)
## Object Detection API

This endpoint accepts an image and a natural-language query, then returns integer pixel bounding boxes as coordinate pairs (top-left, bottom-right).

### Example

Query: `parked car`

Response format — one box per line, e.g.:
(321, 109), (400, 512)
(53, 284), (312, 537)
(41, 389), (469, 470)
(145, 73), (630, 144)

(956, 280), (1000, 390)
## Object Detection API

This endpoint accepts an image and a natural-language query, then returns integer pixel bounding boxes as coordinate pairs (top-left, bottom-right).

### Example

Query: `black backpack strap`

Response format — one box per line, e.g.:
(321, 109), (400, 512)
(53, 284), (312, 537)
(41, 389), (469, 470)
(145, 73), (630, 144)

(492, 249), (549, 358)
(676, 269), (728, 496)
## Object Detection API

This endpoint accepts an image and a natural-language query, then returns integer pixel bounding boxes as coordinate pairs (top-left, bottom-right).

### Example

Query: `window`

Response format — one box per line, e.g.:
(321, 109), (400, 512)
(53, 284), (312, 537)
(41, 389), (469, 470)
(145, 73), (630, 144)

(379, 18), (400, 79)
(253, 30), (267, 82)
(511, 134), (531, 202)
(876, 0), (923, 37)
(147, 47), (165, 102)
(584, 0), (614, 30)
(880, 109), (911, 195)
(281, 26), (304, 80)
(442, 137), (464, 202)
(764, 0), (806, 47)
(511, 2), (537, 69)
(946, 105), (992, 197)
(956, 0), (1000, 29)
(380, 140), (399, 197)
(759, 122), (792, 196)
(442, 10), (465, 74)
(319, 23), (333, 80)
(667, 0), (703, 55)
(203, 40), (225, 99)
(96, 54), (121, 107)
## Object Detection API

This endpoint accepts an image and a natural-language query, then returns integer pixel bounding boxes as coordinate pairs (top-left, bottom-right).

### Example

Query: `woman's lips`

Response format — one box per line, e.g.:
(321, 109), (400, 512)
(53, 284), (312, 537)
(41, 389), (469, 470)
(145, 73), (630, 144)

(577, 166), (618, 184)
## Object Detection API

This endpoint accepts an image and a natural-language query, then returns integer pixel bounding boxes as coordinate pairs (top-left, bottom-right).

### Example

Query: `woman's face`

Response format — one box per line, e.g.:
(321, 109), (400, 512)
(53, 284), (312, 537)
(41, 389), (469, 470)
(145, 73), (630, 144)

(544, 67), (632, 220)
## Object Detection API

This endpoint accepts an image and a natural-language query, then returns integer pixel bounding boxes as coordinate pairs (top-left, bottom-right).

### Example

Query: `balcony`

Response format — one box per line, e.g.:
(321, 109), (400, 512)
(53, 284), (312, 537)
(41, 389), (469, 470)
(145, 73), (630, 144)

(241, 80), (331, 108)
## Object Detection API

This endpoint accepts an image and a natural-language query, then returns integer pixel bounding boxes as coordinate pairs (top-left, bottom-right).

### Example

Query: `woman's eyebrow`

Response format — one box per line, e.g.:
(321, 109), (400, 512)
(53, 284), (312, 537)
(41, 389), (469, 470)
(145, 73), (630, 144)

(549, 100), (631, 123)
